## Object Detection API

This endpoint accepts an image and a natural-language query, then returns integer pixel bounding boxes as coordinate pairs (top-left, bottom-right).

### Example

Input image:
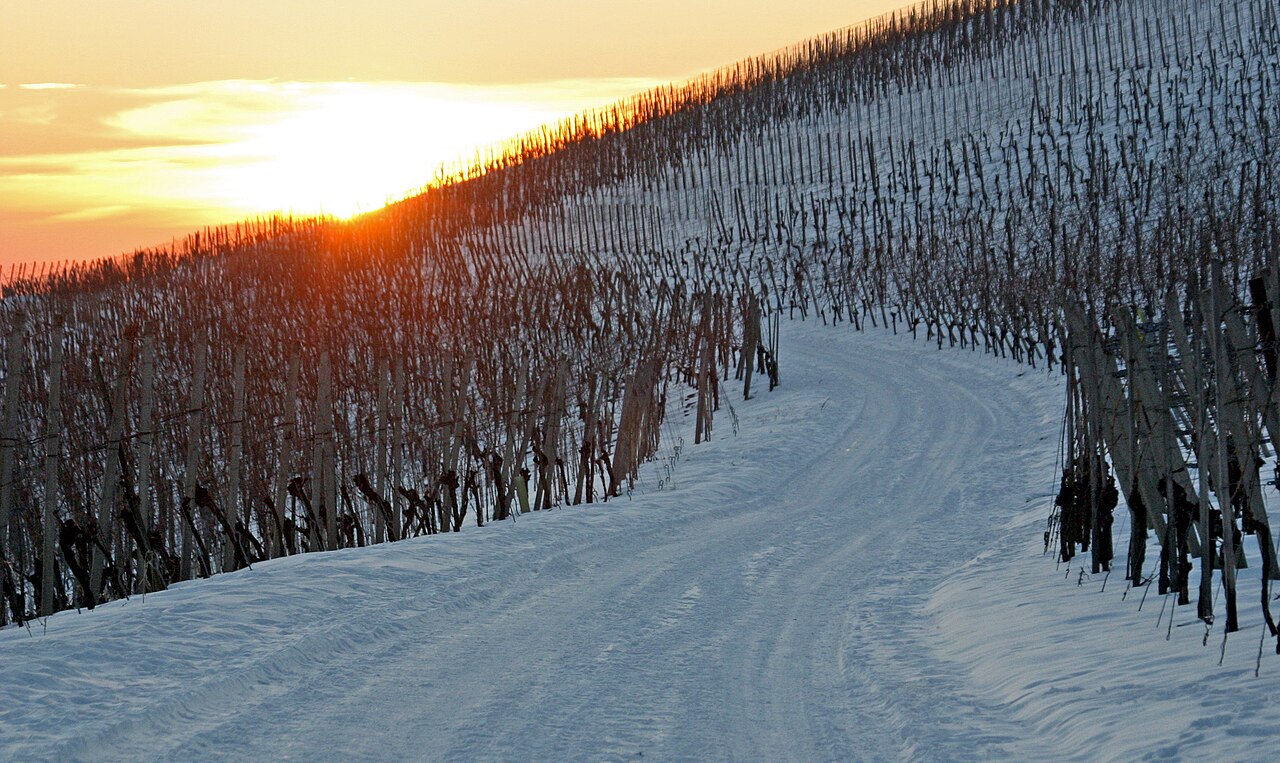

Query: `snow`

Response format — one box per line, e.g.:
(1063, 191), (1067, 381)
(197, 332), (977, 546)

(0, 318), (1239, 762)
(932, 487), (1280, 762)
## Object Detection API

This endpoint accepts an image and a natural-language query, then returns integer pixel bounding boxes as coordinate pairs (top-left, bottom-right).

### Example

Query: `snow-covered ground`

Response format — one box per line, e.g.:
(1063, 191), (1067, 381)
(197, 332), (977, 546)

(3, 321), (1276, 761)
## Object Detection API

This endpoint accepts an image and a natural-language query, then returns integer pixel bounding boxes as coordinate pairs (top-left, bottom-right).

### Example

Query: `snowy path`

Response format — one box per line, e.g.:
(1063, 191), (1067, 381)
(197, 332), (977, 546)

(2, 323), (1068, 761)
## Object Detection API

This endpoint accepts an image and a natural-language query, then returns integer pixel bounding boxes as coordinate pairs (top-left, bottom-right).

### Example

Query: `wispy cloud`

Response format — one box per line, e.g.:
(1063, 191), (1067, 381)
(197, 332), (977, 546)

(17, 82), (82, 91)
(47, 205), (135, 222)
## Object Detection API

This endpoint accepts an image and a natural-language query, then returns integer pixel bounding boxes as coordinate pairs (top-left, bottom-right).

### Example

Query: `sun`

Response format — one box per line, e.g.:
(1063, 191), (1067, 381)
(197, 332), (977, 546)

(206, 83), (565, 219)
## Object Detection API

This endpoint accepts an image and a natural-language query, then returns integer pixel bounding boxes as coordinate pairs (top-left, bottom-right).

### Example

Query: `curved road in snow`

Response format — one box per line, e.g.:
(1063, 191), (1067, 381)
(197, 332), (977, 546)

(1, 323), (1061, 761)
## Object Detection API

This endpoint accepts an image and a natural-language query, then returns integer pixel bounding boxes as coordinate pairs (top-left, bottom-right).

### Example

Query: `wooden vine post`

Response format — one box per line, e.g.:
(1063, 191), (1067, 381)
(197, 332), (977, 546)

(391, 358), (405, 536)
(224, 341), (247, 571)
(1206, 281), (1240, 633)
(312, 349), (336, 551)
(40, 317), (65, 616)
(742, 295), (760, 400)
(180, 333), (208, 581)
(90, 334), (135, 598)
(271, 353), (300, 557)
(374, 357), (390, 544)
(695, 294), (715, 445)
(135, 335), (157, 594)
(0, 313), (24, 625)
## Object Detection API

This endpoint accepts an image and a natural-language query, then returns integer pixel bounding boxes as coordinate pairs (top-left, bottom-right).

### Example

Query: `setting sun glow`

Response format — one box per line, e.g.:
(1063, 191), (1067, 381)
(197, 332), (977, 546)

(0, 0), (902, 265)
(191, 81), (656, 220)
(0, 79), (655, 263)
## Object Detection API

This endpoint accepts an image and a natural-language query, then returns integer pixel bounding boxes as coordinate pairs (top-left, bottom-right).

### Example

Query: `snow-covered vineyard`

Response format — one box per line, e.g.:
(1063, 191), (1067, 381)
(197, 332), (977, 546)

(4, 0), (1280, 757)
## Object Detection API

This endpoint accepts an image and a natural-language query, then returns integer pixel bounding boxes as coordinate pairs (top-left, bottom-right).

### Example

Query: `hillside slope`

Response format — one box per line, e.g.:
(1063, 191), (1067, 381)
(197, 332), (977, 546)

(6, 323), (1266, 762)
(3, 0), (1276, 636)
(3, 2), (1280, 757)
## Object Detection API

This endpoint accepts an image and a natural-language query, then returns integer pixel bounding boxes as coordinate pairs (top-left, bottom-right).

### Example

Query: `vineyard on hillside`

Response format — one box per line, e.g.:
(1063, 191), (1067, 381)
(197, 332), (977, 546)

(2, 0), (1280, 660)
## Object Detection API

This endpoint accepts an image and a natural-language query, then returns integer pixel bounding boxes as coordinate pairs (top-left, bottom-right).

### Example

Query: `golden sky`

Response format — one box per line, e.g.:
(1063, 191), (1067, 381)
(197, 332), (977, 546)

(0, 1), (903, 266)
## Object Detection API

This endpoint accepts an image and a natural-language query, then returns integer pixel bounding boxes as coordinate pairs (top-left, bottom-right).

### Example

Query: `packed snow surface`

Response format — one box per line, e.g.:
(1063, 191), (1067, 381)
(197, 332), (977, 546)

(3, 322), (1277, 761)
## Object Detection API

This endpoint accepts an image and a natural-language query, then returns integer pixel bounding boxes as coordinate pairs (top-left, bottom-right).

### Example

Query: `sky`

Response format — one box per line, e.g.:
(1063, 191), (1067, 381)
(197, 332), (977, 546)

(0, 0), (904, 266)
